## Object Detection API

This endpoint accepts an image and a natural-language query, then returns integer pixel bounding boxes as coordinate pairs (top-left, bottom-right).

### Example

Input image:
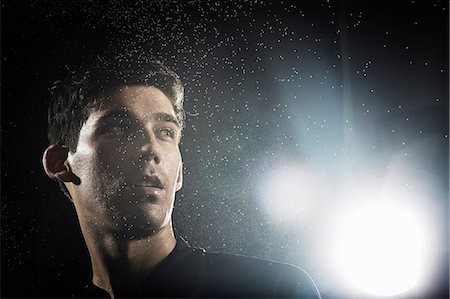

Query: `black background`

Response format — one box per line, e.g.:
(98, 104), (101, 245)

(2, 1), (448, 298)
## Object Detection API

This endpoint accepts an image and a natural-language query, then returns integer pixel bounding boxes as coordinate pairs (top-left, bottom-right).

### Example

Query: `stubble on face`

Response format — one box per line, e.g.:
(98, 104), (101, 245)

(70, 86), (182, 240)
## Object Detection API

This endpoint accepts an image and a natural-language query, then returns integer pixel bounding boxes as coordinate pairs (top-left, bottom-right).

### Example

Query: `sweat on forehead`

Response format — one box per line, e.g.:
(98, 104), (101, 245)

(96, 85), (172, 107)
(93, 85), (179, 122)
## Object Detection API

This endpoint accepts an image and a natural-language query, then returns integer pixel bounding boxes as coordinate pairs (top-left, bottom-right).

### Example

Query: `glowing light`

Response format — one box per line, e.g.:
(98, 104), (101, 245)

(332, 200), (430, 297)
(258, 165), (318, 225)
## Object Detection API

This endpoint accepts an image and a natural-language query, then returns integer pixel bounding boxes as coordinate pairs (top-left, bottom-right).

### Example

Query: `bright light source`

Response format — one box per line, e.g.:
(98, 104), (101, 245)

(332, 200), (430, 297)
(258, 165), (318, 225)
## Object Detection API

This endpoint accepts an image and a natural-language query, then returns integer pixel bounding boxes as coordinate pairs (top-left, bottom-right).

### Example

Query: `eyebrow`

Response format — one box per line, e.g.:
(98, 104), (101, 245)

(153, 112), (181, 128)
(98, 110), (180, 128)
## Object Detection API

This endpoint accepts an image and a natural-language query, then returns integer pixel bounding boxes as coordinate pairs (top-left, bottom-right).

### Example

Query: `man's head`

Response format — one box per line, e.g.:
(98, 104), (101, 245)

(43, 60), (185, 239)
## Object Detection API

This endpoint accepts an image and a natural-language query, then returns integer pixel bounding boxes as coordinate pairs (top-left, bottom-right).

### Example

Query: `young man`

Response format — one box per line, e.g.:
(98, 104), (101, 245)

(42, 59), (321, 298)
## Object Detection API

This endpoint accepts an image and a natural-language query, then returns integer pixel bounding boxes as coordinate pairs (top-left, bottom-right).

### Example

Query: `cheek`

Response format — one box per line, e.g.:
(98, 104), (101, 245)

(96, 141), (136, 171)
(71, 143), (134, 191)
(162, 148), (182, 181)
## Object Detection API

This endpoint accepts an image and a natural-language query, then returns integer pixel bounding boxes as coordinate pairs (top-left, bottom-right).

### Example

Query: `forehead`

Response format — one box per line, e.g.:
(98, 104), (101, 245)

(97, 85), (176, 117)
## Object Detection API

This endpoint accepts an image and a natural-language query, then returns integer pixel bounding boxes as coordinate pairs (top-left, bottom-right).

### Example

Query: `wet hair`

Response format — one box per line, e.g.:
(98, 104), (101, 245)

(47, 59), (185, 199)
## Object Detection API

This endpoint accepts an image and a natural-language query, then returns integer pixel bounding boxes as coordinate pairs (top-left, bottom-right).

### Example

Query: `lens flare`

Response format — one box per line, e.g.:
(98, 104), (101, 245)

(332, 200), (431, 296)
(258, 164), (319, 225)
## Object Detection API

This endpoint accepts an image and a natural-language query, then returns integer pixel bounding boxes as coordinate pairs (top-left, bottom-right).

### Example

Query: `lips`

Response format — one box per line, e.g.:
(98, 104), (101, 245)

(134, 175), (164, 188)
(132, 175), (165, 196)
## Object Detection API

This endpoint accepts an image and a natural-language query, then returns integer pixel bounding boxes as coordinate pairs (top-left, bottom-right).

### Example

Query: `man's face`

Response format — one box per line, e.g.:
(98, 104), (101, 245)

(67, 85), (183, 239)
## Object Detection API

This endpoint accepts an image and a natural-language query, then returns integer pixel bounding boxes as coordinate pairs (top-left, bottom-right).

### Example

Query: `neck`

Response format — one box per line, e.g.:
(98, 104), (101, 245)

(83, 223), (176, 298)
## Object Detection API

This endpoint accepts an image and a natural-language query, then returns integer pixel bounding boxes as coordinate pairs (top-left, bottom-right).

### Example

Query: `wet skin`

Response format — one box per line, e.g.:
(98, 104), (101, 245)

(66, 85), (183, 240)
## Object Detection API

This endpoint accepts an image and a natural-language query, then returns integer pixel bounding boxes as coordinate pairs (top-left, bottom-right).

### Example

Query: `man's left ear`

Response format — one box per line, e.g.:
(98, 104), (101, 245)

(176, 162), (183, 191)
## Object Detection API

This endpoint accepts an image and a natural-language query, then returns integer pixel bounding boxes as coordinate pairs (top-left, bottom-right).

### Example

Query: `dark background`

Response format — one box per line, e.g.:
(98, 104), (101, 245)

(1, 1), (448, 298)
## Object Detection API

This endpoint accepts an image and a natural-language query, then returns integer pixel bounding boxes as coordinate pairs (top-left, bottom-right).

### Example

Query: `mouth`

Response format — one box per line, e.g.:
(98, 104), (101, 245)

(132, 175), (165, 195)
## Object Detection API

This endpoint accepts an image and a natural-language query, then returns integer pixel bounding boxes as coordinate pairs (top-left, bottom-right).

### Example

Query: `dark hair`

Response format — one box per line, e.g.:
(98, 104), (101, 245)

(47, 59), (184, 199)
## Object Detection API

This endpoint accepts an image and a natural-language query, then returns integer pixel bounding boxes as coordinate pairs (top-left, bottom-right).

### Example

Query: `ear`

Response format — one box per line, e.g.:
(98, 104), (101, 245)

(175, 161), (183, 191)
(42, 144), (80, 185)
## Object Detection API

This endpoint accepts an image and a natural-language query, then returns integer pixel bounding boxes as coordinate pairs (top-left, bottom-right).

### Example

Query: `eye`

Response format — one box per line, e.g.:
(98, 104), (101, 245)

(98, 119), (135, 137)
(155, 127), (176, 140)
(101, 123), (131, 136)
(109, 125), (129, 134)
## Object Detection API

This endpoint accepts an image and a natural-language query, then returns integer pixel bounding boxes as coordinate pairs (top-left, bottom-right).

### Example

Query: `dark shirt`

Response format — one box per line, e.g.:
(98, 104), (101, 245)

(84, 238), (321, 298)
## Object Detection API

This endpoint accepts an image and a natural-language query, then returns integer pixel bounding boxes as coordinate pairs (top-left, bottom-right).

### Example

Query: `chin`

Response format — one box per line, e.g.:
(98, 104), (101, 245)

(104, 193), (173, 238)
(116, 214), (170, 240)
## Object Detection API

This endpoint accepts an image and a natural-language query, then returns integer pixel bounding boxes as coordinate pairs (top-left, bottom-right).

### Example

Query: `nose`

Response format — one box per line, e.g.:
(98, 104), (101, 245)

(138, 131), (161, 165)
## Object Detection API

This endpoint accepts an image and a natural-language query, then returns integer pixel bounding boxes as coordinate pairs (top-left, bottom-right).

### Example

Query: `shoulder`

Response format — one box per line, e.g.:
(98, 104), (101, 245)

(200, 251), (321, 298)
(172, 239), (321, 298)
